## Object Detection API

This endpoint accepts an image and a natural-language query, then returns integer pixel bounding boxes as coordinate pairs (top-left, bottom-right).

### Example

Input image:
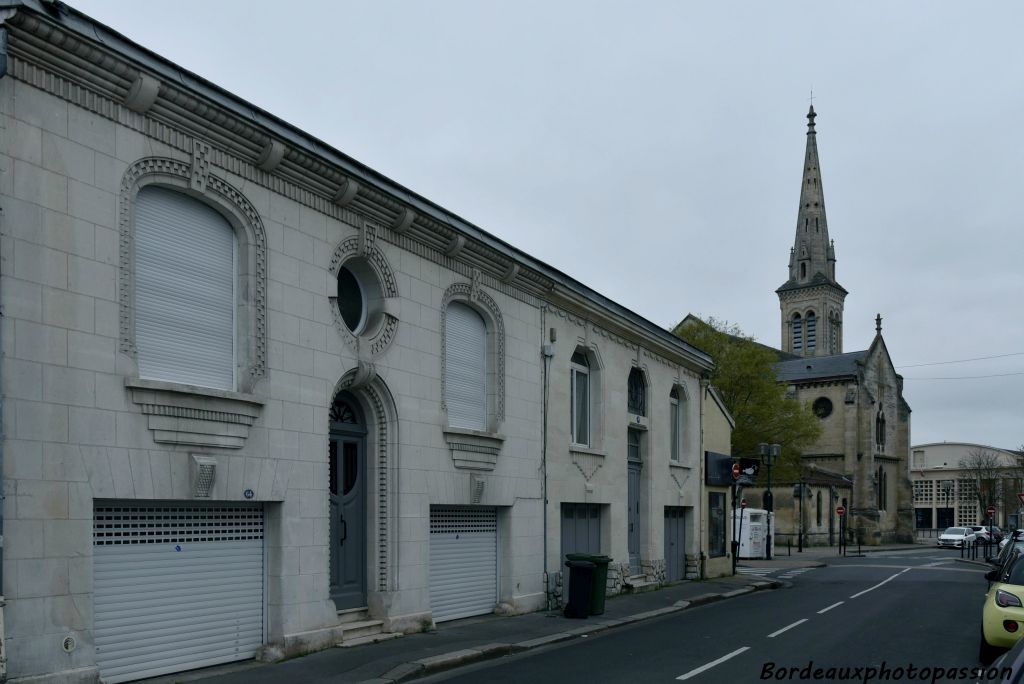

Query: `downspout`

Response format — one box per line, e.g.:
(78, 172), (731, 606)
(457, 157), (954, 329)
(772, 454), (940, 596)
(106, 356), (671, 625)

(698, 373), (708, 579)
(540, 311), (553, 608)
(0, 26), (8, 680)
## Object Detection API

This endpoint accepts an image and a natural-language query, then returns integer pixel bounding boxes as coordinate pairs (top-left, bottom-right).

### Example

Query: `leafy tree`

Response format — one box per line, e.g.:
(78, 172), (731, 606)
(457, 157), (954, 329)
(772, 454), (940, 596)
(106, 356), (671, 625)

(672, 315), (821, 482)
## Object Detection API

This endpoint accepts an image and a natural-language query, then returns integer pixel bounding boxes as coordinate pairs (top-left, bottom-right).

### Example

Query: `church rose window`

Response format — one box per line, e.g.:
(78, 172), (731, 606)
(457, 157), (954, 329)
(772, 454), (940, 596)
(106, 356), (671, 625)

(812, 397), (832, 419)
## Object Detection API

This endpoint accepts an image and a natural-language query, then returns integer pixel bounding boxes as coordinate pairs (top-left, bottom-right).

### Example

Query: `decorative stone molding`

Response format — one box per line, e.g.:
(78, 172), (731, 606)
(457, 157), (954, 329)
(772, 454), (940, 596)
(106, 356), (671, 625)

(256, 139), (286, 172)
(333, 178), (360, 207)
(331, 373), (398, 593)
(440, 282), (506, 426)
(391, 207), (415, 234)
(328, 234), (399, 357)
(444, 428), (505, 471)
(126, 379), (264, 449)
(445, 234), (466, 258)
(124, 72), (160, 113)
(570, 448), (606, 481)
(118, 155), (268, 388)
(191, 140), (211, 193)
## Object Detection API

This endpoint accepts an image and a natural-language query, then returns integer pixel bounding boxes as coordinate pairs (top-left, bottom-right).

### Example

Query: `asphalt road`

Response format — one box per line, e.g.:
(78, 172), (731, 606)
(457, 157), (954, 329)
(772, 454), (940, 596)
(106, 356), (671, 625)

(423, 550), (991, 684)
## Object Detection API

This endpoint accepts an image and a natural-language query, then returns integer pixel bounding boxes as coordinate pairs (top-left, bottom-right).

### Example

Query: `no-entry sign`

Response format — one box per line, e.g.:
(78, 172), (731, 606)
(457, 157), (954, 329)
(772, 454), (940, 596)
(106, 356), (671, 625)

(987, 505), (997, 518)
(836, 506), (846, 517)
(732, 463), (741, 480)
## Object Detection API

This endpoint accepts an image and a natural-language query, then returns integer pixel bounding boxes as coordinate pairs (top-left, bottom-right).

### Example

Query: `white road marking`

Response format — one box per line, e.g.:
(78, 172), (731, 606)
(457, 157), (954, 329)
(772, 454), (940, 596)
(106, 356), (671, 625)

(676, 646), (750, 680)
(817, 601), (844, 614)
(767, 618), (808, 638)
(849, 568), (910, 598)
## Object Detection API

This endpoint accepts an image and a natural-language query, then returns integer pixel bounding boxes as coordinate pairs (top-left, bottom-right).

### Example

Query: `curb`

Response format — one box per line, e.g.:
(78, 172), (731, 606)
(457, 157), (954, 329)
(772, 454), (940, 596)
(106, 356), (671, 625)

(361, 579), (782, 683)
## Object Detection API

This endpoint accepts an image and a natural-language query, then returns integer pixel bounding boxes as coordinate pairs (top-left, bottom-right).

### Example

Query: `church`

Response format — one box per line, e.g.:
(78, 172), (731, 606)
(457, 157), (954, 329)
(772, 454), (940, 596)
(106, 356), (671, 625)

(773, 106), (914, 545)
(696, 107), (915, 546)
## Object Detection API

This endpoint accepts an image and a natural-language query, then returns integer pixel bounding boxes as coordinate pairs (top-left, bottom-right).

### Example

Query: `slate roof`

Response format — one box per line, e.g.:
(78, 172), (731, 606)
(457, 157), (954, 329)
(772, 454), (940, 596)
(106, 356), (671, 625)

(773, 349), (869, 383)
(775, 271), (849, 295)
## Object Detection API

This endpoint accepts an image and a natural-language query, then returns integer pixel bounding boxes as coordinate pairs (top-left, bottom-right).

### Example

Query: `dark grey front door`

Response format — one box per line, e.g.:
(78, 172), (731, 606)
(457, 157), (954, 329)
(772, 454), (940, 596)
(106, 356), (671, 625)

(627, 429), (642, 576)
(561, 503), (601, 596)
(664, 507), (686, 582)
(330, 393), (367, 610)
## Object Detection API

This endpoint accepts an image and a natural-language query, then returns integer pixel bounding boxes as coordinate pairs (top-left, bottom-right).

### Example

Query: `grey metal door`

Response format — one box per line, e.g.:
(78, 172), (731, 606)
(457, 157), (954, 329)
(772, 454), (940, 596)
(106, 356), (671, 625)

(330, 393), (367, 610)
(627, 429), (642, 575)
(561, 503), (601, 595)
(664, 507), (686, 582)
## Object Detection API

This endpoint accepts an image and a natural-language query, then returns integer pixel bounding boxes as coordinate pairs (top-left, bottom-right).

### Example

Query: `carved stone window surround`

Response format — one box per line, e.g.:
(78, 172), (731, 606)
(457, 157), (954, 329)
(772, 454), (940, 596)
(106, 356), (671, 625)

(126, 378), (265, 449)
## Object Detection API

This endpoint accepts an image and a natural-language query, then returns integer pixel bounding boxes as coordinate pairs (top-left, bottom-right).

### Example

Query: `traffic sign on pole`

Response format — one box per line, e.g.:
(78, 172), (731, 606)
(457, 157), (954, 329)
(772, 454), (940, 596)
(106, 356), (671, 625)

(836, 505), (846, 517)
(732, 463), (741, 480)
(987, 505), (997, 518)
(740, 499), (748, 509)
(1017, 492), (1024, 506)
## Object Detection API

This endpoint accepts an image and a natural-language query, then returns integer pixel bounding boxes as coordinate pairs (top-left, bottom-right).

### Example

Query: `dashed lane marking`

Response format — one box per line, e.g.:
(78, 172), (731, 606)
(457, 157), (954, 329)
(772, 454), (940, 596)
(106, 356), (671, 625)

(849, 567), (911, 598)
(767, 618), (808, 638)
(676, 646), (750, 680)
(817, 601), (844, 614)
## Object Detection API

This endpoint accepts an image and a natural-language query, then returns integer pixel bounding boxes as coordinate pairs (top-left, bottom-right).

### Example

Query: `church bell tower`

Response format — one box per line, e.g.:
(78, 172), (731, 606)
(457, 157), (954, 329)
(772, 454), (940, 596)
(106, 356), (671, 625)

(777, 106), (847, 357)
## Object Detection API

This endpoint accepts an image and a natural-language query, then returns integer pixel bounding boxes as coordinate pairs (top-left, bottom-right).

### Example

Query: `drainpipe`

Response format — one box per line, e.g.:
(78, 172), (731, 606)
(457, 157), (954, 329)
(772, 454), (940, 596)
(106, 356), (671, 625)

(698, 373), (708, 579)
(540, 312), (554, 608)
(0, 52), (7, 671)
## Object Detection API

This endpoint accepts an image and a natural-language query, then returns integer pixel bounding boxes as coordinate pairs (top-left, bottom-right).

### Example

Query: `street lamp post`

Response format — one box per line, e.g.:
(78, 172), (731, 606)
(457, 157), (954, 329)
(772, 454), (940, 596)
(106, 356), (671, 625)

(759, 443), (780, 560)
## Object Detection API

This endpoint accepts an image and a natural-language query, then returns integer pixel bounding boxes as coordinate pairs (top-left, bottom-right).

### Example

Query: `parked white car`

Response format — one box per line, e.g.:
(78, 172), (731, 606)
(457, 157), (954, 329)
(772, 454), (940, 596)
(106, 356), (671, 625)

(937, 526), (977, 548)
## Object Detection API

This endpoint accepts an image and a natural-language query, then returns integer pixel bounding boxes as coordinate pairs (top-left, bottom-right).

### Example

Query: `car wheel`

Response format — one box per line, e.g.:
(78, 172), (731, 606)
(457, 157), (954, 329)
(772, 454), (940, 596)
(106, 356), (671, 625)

(979, 626), (1002, 665)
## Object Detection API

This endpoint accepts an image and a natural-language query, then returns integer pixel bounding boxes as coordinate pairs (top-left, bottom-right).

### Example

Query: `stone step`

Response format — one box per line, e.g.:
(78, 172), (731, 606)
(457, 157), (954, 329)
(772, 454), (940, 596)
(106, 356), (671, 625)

(336, 607), (370, 625)
(622, 576), (660, 594)
(336, 631), (404, 648)
(339, 618), (386, 642)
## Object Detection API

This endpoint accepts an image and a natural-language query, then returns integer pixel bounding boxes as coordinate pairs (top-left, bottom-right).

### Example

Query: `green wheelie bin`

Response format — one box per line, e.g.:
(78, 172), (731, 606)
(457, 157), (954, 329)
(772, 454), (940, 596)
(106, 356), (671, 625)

(566, 553), (612, 615)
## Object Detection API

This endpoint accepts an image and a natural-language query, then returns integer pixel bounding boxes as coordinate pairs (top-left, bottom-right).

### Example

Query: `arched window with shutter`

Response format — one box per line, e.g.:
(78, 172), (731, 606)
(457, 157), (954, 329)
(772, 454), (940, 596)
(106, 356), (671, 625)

(444, 302), (487, 431)
(806, 311), (817, 352)
(134, 186), (237, 390)
(792, 313), (803, 353)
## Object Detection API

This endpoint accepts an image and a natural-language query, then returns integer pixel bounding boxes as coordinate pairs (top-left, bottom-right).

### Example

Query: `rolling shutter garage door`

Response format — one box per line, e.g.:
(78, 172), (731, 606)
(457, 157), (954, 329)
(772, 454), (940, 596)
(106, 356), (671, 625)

(429, 507), (497, 621)
(93, 503), (265, 684)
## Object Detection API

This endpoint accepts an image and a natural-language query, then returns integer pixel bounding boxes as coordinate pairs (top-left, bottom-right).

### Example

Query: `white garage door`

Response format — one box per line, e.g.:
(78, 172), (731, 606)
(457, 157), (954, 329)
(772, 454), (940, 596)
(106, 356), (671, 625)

(429, 506), (497, 622)
(93, 503), (265, 684)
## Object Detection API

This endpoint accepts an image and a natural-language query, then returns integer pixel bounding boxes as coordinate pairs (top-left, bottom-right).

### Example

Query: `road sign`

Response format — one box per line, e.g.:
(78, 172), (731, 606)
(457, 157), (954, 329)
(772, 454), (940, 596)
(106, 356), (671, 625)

(836, 505), (846, 517)
(740, 499), (747, 508)
(987, 505), (997, 517)
(1018, 492), (1024, 506)
(732, 463), (741, 480)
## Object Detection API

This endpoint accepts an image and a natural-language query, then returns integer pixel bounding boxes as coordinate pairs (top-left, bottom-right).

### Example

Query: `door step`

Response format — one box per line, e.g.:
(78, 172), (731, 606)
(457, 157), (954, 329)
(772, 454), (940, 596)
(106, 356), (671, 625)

(622, 575), (659, 593)
(337, 607), (370, 625)
(337, 631), (404, 648)
(339, 618), (387, 642)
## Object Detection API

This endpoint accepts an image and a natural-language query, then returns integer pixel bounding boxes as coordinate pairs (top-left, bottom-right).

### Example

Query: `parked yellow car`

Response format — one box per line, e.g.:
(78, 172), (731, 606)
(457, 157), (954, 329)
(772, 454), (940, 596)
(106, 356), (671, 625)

(981, 550), (1024, 663)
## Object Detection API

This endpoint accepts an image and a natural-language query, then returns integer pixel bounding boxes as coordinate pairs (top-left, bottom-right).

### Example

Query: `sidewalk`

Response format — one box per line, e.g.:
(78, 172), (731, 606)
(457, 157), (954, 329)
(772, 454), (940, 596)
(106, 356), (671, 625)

(145, 543), (927, 684)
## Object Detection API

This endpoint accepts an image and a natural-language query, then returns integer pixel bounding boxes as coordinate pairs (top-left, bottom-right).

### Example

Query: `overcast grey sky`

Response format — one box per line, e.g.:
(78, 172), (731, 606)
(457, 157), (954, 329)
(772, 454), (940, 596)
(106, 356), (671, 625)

(71, 1), (1024, 450)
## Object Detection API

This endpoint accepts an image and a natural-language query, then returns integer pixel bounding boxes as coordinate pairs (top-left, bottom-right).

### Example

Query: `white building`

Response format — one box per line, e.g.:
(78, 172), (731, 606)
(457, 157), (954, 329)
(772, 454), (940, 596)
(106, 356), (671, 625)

(910, 442), (1024, 531)
(0, 2), (728, 681)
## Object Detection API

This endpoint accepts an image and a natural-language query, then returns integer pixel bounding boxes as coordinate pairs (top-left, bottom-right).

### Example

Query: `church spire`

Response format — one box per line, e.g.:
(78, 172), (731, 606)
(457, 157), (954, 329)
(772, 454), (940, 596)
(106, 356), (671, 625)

(790, 105), (835, 284)
(777, 106), (848, 357)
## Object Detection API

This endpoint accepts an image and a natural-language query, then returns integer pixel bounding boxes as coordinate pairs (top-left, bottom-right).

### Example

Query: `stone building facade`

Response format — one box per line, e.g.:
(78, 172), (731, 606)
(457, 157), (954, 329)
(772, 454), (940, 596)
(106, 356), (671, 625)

(0, 3), (726, 682)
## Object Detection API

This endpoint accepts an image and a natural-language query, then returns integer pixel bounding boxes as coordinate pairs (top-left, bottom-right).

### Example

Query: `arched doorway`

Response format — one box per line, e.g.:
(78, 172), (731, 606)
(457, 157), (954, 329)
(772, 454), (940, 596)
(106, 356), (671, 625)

(329, 391), (367, 609)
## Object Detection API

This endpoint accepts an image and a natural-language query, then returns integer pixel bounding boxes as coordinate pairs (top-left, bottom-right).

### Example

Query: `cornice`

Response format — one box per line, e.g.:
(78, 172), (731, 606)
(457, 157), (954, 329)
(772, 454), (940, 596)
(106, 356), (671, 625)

(2, 6), (712, 362)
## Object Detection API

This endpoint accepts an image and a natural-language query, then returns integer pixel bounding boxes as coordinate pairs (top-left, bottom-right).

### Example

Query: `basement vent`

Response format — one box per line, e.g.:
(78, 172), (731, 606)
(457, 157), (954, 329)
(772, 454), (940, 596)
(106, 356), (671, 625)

(93, 504), (263, 545)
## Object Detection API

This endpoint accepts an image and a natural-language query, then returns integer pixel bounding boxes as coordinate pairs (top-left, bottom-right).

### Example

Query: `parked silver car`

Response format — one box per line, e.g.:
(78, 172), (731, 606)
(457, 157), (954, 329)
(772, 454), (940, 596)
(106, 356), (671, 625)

(937, 526), (977, 548)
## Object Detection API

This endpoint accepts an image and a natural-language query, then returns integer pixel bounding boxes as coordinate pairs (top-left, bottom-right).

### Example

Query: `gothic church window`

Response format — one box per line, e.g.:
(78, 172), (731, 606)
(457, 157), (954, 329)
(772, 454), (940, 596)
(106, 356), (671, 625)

(875, 409), (886, 451)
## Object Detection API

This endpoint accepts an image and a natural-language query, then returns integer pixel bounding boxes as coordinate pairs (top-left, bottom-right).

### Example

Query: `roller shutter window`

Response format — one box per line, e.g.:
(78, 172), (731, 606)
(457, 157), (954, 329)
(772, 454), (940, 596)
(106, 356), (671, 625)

(429, 506), (497, 621)
(93, 503), (264, 684)
(135, 186), (237, 390)
(445, 302), (487, 430)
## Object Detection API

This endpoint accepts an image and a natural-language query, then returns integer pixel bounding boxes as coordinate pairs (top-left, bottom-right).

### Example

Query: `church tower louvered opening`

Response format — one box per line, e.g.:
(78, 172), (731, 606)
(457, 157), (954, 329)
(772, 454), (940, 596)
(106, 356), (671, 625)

(777, 106), (848, 357)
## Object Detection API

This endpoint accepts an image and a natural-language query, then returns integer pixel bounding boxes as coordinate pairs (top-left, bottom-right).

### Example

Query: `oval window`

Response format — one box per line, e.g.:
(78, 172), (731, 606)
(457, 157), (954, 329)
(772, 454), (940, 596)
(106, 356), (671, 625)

(337, 264), (366, 333)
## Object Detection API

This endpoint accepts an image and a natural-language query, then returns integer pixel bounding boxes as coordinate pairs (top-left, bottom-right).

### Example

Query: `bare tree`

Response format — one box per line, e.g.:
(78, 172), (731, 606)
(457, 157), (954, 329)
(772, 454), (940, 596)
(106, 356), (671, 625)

(958, 448), (1024, 522)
